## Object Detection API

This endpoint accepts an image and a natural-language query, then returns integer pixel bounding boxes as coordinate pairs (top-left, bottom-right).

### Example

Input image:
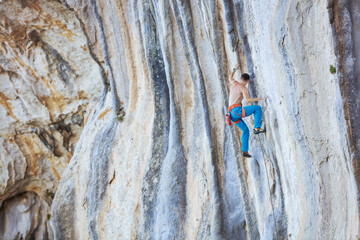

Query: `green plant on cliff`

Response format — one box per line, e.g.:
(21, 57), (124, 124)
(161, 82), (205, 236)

(329, 64), (336, 74)
(116, 107), (125, 122)
(46, 190), (55, 199)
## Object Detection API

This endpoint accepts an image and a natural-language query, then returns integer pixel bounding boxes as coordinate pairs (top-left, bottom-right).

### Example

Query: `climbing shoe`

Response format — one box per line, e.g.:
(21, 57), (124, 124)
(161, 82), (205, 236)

(253, 128), (266, 134)
(242, 151), (252, 158)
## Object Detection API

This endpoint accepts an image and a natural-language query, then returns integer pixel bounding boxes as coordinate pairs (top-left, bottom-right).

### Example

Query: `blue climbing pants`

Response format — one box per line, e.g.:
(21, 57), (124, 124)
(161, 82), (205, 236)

(230, 105), (262, 152)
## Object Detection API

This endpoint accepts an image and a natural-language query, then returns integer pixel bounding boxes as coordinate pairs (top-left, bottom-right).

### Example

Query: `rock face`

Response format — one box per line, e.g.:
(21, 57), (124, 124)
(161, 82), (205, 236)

(0, 0), (103, 238)
(1, 0), (359, 239)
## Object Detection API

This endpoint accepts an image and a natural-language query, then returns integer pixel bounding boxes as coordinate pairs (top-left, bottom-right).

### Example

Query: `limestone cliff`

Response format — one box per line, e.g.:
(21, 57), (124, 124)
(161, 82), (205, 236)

(0, 0), (359, 239)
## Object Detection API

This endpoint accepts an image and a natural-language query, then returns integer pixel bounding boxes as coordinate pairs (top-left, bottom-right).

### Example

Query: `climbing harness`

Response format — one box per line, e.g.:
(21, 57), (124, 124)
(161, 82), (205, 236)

(257, 133), (280, 240)
(225, 103), (245, 126)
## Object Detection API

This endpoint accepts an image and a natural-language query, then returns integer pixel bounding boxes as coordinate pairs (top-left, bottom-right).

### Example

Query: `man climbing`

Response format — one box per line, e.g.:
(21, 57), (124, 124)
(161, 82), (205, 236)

(227, 64), (266, 158)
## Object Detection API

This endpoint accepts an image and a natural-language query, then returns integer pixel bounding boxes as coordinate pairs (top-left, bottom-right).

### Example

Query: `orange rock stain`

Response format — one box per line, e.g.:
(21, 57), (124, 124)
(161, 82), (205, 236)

(98, 108), (111, 120)
(0, 91), (18, 121)
(27, 1), (78, 41)
(51, 166), (61, 181)
(15, 134), (42, 177)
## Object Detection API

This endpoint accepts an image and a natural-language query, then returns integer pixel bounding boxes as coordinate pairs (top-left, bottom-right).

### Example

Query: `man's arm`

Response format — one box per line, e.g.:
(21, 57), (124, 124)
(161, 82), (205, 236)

(228, 64), (240, 84)
(228, 69), (236, 84)
(242, 87), (264, 103)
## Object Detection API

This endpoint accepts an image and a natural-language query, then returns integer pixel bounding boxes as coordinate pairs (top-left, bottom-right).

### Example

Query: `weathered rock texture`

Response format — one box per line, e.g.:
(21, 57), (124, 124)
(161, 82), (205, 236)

(0, 0), (103, 238)
(1, 0), (359, 239)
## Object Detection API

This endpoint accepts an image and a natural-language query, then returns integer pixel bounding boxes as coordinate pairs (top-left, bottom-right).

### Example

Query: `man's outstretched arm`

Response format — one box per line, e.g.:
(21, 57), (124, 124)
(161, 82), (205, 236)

(242, 87), (265, 103)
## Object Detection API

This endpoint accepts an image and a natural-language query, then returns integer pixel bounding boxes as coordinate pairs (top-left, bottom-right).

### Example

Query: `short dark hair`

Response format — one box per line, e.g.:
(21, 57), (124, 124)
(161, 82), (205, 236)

(241, 73), (250, 81)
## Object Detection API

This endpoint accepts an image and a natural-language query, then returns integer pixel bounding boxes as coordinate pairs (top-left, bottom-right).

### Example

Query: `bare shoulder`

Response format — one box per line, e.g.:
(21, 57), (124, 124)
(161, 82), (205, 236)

(238, 85), (247, 92)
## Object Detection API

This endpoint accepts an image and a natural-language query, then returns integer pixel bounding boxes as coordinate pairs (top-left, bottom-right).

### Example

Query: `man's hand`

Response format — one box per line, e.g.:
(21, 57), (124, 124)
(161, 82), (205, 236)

(234, 64), (241, 70)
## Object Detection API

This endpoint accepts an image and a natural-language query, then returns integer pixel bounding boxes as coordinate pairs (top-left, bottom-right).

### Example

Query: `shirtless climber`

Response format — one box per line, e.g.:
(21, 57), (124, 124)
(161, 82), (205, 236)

(227, 64), (266, 158)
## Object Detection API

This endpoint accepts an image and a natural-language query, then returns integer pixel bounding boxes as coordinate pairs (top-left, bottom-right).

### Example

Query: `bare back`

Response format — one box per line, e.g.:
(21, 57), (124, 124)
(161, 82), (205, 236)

(229, 81), (245, 106)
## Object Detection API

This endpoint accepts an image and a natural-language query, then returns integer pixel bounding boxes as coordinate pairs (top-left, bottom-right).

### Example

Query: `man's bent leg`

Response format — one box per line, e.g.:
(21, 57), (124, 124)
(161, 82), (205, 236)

(243, 105), (262, 129)
(236, 119), (250, 152)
